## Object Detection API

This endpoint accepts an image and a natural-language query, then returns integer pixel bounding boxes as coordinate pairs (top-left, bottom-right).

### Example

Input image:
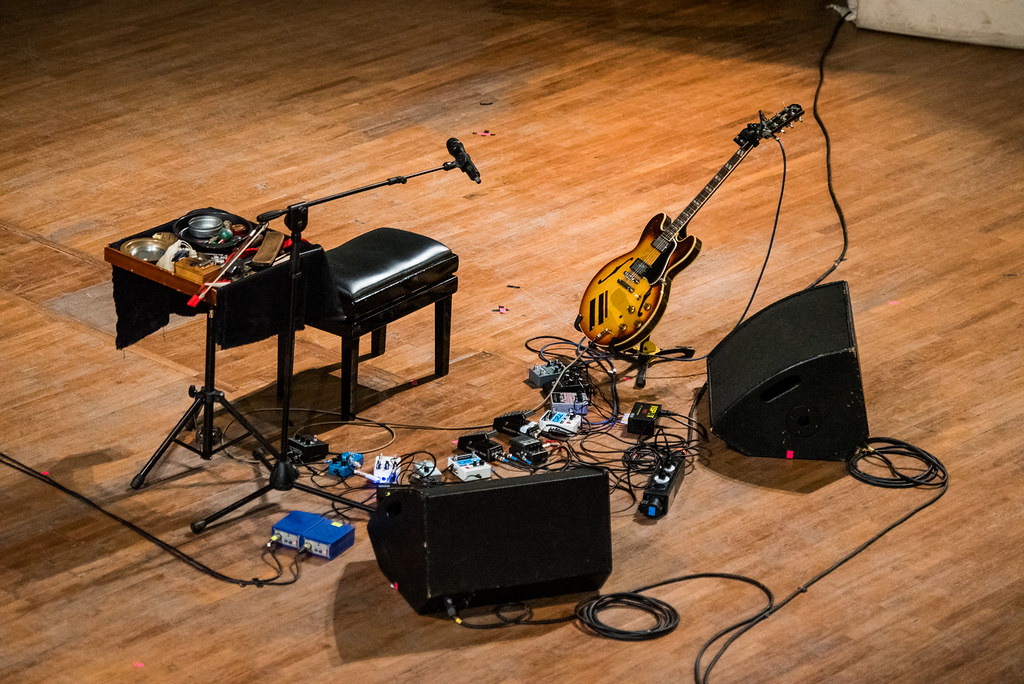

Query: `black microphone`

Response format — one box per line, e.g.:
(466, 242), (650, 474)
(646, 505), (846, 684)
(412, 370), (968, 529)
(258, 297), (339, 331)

(446, 138), (481, 183)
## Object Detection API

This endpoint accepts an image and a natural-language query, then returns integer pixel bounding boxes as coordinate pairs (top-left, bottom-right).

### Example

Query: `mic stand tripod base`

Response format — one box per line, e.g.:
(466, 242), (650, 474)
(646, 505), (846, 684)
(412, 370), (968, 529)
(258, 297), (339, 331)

(190, 459), (299, 533)
(189, 451), (375, 533)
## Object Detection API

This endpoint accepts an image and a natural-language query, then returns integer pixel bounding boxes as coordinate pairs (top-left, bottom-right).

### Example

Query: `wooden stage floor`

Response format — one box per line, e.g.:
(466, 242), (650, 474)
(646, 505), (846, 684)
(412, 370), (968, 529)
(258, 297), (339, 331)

(1, 1), (1022, 681)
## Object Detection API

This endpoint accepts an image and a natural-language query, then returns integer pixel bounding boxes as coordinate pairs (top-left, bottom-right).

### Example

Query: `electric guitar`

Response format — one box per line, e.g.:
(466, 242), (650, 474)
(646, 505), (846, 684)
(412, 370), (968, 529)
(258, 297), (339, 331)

(575, 104), (804, 351)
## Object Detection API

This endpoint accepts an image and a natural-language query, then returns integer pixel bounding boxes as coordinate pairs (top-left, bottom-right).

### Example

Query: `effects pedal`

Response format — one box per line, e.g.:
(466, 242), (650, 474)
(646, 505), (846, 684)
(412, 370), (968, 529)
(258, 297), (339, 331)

(539, 410), (582, 436)
(528, 360), (565, 389)
(448, 454), (492, 481)
(457, 432), (503, 461)
(551, 391), (589, 415)
(412, 460), (443, 483)
(550, 366), (589, 394)
(371, 454), (401, 485)
(327, 452), (364, 478)
(509, 434), (547, 466)
(493, 410), (540, 438)
(287, 434), (329, 463)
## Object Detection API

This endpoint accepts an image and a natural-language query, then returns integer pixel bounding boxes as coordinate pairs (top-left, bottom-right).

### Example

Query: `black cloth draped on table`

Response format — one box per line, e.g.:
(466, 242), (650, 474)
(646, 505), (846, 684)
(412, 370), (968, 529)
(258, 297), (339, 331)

(110, 209), (342, 349)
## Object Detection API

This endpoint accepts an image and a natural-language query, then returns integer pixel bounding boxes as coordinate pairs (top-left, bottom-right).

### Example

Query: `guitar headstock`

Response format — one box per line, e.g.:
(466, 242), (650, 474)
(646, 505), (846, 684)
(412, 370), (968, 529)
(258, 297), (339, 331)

(734, 104), (804, 147)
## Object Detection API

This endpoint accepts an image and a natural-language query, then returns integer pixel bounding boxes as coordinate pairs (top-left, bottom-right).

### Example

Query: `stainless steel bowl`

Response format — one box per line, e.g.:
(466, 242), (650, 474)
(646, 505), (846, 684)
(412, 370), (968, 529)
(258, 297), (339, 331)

(120, 238), (168, 262)
(187, 215), (227, 238)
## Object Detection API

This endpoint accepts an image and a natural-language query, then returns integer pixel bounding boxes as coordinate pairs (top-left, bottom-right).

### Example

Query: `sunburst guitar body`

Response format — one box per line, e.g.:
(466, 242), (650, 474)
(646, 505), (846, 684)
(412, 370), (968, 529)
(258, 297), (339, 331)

(577, 213), (701, 351)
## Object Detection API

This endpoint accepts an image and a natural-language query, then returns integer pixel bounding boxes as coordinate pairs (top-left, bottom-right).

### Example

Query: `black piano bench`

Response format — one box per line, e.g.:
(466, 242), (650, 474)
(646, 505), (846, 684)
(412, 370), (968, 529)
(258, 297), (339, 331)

(280, 227), (458, 420)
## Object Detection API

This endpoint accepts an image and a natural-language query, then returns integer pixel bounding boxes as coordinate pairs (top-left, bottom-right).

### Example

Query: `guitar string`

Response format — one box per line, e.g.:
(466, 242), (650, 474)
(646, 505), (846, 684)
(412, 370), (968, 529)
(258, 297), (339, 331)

(629, 146), (751, 276)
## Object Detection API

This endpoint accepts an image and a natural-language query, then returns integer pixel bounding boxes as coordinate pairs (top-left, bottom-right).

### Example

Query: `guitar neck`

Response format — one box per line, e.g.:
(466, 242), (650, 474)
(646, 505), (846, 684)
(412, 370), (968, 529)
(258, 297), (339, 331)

(663, 145), (754, 241)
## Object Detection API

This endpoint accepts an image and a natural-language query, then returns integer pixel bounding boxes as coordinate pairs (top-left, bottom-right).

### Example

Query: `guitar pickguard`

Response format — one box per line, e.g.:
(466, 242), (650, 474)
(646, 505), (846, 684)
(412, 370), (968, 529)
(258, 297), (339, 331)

(578, 225), (700, 350)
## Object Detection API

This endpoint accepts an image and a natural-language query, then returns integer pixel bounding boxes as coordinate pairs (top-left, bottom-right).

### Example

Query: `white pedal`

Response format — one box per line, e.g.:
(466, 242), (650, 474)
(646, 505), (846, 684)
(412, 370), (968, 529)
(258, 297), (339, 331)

(448, 454), (492, 481)
(371, 454), (401, 485)
(539, 410), (582, 435)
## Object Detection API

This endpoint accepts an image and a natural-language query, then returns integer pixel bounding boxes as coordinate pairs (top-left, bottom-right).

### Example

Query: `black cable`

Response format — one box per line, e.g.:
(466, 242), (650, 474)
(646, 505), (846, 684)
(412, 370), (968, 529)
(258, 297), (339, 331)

(846, 437), (947, 489)
(574, 592), (681, 640)
(808, 8), (853, 288)
(445, 598), (575, 629)
(734, 135), (786, 328)
(0, 450), (306, 588)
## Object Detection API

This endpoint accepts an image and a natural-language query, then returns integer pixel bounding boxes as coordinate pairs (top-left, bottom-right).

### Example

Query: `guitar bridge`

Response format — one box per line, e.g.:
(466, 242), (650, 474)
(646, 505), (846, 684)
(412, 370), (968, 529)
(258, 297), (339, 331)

(616, 279), (635, 293)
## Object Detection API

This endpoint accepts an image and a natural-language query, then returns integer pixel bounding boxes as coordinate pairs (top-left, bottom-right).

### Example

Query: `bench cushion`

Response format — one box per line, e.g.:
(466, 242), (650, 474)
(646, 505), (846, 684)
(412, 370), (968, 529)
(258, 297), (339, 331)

(324, 227), (458, 317)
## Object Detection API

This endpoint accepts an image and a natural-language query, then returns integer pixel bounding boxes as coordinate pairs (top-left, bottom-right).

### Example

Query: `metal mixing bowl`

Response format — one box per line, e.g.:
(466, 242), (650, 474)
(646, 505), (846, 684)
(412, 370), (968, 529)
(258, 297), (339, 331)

(120, 238), (168, 262)
(187, 214), (227, 238)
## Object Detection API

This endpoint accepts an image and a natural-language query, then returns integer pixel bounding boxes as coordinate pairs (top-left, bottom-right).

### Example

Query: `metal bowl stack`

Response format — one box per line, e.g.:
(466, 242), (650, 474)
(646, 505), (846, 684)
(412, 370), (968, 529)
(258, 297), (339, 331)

(186, 215), (229, 238)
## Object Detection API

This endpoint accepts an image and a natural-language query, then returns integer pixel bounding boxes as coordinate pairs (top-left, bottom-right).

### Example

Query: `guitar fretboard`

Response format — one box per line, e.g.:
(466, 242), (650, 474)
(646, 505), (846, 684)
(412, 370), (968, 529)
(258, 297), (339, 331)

(627, 104), (803, 277)
(662, 146), (752, 243)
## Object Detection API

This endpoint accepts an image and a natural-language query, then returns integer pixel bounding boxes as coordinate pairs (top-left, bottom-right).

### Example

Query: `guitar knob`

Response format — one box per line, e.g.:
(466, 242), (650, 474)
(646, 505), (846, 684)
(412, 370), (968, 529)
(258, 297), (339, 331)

(618, 323), (627, 331)
(627, 305), (636, 314)
(642, 303), (652, 311)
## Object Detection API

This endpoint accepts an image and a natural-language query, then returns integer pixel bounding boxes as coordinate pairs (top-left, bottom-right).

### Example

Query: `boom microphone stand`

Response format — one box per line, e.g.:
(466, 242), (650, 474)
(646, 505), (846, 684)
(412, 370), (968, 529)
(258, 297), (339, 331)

(190, 139), (481, 533)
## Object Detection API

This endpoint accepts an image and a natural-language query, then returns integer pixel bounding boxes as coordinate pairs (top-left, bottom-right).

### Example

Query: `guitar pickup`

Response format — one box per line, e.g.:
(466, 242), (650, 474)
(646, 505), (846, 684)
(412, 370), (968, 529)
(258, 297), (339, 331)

(616, 279), (635, 293)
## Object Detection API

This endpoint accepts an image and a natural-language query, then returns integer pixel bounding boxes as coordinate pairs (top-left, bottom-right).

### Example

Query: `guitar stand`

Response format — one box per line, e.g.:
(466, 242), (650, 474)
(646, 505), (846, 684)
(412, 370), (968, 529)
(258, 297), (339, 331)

(621, 338), (695, 389)
(130, 310), (279, 490)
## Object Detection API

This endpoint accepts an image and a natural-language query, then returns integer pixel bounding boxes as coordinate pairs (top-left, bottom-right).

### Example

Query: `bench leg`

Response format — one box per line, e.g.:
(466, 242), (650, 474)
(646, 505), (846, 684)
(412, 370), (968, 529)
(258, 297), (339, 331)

(370, 326), (386, 358)
(341, 334), (359, 420)
(435, 295), (452, 377)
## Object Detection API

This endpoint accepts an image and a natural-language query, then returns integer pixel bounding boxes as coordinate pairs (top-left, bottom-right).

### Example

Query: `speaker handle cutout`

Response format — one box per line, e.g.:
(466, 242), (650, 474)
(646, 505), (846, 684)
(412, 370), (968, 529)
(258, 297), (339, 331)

(760, 374), (801, 403)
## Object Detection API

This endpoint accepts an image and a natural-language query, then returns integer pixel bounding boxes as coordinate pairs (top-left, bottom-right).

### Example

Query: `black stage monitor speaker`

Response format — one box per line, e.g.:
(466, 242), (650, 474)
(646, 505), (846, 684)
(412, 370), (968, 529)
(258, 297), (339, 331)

(367, 468), (612, 614)
(707, 281), (868, 461)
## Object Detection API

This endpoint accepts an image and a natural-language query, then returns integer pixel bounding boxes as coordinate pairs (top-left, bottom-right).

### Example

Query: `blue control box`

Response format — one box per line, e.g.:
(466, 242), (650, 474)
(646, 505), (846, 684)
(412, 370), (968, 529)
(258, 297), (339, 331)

(272, 511), (355, 560)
